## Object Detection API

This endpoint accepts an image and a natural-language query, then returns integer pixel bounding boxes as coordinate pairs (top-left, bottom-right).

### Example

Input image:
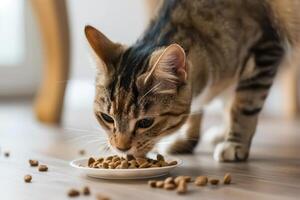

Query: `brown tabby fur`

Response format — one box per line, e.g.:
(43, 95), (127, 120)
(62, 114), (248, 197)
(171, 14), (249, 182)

(85, 0), (300, 161)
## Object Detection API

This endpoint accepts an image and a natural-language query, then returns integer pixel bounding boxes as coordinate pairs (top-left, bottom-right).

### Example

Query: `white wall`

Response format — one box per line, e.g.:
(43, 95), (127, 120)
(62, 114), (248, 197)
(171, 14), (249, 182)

(67, 0), (150, 80)
(0, 0), (43, 97)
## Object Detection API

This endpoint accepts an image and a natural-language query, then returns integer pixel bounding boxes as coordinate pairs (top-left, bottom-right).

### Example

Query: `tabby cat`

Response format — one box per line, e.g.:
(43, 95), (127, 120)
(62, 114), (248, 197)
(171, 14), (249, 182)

(85, 0), (300, 162)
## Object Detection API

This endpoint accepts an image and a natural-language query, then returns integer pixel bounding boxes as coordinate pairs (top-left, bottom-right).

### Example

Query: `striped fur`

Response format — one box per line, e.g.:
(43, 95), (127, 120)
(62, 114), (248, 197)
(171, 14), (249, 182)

(86, 0), (300, 161)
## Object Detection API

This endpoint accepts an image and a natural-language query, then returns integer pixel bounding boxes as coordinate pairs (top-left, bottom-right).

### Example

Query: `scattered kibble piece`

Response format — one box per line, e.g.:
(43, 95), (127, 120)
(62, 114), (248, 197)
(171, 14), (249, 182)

(164, 177), (175, 184)
(164, 183), (176, 190)
(210, 179), (219, 185)
(38, 165), (48, 172)
(177, 179), (188, 194)
(83, 186), (90, 195)
(148, 173), (233, 195)
(24, 175), (32, 183)
(183, 176), (192, 182)
(79, 150), (86, 155)
(155, 181), (164, 188)
(195, 176), (208, 186)
(96, 194), (110, 200)
(68, 189), (80, 197)
(29, 159), (39, 167)
(175, 176), (191, 185)
(223, 173), (232, 185)
(148, 180), (157, 188)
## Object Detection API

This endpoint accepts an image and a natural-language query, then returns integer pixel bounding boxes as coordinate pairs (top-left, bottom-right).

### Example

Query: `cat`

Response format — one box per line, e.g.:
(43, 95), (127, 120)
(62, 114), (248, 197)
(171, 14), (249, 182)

(85, 0), (300, 162)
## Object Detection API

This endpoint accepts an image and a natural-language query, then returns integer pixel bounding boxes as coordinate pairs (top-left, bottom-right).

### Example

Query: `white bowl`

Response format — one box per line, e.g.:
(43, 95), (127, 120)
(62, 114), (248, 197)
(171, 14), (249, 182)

(70, 155), (182, 180)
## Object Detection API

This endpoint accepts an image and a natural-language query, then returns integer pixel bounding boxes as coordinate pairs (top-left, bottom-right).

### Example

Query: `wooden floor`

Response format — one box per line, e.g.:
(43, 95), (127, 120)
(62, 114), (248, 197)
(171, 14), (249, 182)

(0, 100), (300, 200)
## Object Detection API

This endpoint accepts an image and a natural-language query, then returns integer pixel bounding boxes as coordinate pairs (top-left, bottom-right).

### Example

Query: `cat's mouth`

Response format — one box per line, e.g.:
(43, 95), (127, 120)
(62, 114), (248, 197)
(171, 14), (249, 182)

(109, 143), (151, 158)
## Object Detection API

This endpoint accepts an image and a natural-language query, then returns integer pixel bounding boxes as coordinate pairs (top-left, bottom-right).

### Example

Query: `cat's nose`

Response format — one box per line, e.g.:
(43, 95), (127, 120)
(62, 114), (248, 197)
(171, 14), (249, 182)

(116, 146), (131, 152)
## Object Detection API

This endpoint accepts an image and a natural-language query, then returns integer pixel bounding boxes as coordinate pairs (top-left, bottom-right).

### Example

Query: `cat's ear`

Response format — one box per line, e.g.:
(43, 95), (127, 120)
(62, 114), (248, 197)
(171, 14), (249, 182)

(137, 44), (187, 94)
(84, 25), (123, 74)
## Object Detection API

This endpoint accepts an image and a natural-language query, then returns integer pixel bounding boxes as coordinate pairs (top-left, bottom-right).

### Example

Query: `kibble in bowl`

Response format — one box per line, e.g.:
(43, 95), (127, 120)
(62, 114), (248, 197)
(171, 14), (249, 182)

(70, 154), (181, 180)
(87, 154), (178, 170)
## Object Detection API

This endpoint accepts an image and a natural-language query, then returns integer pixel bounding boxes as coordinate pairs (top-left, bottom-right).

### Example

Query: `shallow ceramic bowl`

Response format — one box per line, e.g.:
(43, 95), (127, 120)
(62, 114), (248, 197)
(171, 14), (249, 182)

(70, 155), (182, 180)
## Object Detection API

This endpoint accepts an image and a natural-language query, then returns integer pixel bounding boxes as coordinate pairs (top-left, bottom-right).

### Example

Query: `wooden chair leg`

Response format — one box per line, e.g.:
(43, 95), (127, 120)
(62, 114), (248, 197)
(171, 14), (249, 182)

(31, 0), (70, 124)
(282, 65), (300, 119)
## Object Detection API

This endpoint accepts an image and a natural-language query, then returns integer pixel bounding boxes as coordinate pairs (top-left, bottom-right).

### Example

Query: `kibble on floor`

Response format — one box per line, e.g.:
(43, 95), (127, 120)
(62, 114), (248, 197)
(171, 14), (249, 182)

(223, 173), (232, 184)
(195, 176), (208, 186)
(210, 179), (220, 185)
(148, 173), (232, 195)
(79, 150), (86, 155)
(83, 186), (90, 195)
(38, 165), (48, 172)
(29, 159), (39, 167)
(68, 189), (80, 197)
(24, 175), (32, 183)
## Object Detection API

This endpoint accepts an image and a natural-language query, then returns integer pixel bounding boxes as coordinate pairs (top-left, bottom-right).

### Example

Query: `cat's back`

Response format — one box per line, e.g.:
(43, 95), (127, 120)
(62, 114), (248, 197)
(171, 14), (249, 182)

(265, 0), (300, 46)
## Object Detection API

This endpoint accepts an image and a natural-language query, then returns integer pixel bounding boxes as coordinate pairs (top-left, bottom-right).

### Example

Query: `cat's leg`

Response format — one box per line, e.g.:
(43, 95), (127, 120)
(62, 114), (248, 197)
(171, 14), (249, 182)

(168, 113), (202, 154)
(214, 40), (284, 162)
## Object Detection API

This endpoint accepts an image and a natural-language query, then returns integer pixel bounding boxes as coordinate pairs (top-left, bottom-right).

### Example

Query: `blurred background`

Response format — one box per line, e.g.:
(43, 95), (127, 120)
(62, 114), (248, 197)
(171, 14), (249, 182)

(0, 0), (299, 131)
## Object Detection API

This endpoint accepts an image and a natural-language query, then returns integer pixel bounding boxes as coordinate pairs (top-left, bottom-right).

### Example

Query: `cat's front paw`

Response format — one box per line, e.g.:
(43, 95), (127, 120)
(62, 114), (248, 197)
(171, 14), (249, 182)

(167, 139), (198, 154)
(213, 141), (249, 162)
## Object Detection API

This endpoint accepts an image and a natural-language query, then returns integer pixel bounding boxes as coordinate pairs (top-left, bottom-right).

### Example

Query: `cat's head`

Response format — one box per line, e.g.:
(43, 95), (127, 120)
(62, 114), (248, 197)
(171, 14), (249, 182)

(85, 25), (192, 157)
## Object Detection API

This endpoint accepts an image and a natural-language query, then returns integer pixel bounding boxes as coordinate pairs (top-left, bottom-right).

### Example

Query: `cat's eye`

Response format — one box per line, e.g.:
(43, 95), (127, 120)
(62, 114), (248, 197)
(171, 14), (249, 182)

(100, 113), (114, 124)
(136, 118), (154, 129)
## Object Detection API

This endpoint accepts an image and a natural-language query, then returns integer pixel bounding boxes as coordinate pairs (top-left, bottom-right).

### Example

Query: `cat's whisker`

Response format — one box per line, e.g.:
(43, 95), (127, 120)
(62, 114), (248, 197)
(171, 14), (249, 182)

(66, 135), (105, 143)
(63, 127), (105, 135)
(80, 140), (108, 148)
(99, 144), (111, 153)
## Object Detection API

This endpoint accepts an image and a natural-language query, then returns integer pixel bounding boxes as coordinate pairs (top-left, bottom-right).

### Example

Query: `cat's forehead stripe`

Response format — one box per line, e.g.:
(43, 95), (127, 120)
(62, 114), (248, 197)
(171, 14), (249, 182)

(104, 0), (179, 118)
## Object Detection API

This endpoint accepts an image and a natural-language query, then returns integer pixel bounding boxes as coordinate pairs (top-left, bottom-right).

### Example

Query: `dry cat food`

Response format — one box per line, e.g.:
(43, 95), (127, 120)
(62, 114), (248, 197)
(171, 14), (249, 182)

(29, 159), (39, 167)
(209, 179), (219, 185)
(67, 186), (92, 198)
(223, 173), (231, 184)
(177, 179), (188, 194)
(195, 176), (208, 186)
(174, 176), (192, 184)
(82, 186), (90, 196)
(38, 164), (48, 172)
(148, 173), (232, 195)
(24, 175), (32, 183)
(87, 154), (177, 169)
(68, 189), (80, 197)
(79, 149), (86, 155)
(148, 176), (189, 194)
